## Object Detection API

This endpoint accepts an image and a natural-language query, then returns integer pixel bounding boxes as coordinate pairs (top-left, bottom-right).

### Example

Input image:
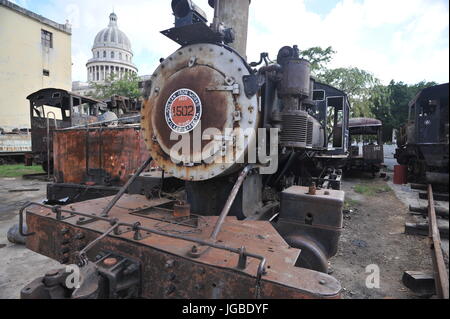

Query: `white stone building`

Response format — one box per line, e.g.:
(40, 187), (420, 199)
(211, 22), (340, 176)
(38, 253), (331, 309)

(73, 12), (138, 95)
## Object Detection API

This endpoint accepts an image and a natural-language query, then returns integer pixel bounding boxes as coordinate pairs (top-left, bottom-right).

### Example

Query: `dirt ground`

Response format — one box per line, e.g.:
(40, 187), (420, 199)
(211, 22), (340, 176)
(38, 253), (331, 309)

(0, 177), (60, 299)
(330, 172), (446, 299)
(0, 171), (447, 299)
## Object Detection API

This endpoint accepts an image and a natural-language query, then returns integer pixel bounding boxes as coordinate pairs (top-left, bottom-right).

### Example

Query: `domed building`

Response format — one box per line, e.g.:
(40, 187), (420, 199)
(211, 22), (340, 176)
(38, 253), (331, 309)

(86, 12), (138, 83)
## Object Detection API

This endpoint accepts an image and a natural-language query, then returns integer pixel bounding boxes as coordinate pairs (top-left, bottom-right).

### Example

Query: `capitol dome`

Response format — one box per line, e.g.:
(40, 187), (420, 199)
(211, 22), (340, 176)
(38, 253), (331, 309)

(86, 13), (138, 83)
(93, 13), (132, 52)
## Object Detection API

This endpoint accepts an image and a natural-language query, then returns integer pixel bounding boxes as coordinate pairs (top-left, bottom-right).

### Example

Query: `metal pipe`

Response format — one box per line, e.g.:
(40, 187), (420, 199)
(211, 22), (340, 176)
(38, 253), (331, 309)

(100, 156), (153, 217)
(210, 165), (253, 240)
(46, 112), (57, 180)
(215, 0), (251, 58)
(59, 115), (140, 131)
(212, 0), (221, 31)
(79, 222), (120, 260)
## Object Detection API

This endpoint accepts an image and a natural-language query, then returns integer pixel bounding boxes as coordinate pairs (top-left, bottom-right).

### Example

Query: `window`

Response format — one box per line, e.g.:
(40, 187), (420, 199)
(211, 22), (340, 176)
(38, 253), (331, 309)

(41, 30), (53, 48)
(103, 51), (106, 58)
(43, 69), (50, 76)
(313, 90), (325, 101)
(111, 51), (115, 59)
(119, 53), (122, 60)
(97, 52), (100, 58)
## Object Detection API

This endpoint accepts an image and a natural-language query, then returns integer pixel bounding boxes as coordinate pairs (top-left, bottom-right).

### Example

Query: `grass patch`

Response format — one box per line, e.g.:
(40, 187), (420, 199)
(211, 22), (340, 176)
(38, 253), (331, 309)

(0, 164), (44, 177)
(354, 183), (391, 196)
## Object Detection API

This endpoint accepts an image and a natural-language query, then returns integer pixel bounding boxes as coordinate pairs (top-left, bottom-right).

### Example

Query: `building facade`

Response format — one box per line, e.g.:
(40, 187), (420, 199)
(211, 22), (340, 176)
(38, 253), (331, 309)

(0, 0), (72, 131)
(73, 12), (138, 96)
(87, 13), (138, 83)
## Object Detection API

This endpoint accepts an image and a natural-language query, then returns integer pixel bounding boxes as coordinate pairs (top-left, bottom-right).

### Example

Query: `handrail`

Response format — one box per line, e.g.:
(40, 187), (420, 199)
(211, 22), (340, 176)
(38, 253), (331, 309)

(58, 115), (140, 131)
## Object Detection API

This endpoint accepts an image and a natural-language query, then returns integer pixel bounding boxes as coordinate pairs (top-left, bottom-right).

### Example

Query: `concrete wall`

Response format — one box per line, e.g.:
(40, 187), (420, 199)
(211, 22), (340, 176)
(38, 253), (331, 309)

(0, 3), (72, 131)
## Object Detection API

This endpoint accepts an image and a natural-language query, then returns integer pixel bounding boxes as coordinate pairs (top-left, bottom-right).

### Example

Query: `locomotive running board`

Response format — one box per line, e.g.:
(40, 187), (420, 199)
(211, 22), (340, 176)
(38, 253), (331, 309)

(23, 195), (341, 299)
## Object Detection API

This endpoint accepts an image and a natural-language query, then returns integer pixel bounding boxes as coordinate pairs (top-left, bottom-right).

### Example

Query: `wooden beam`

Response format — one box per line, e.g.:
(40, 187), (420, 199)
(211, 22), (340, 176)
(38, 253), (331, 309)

(405, 222), (449, 239)
(419, 191), (449, 202)
(411, 183), (427, 191)
(409, 205), (449, 219)
(402, 271), (435, 295)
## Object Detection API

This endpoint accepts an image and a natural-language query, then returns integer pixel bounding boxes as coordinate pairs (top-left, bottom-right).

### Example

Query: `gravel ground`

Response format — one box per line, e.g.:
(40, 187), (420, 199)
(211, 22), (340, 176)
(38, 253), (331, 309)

(330, 168), (448, 299)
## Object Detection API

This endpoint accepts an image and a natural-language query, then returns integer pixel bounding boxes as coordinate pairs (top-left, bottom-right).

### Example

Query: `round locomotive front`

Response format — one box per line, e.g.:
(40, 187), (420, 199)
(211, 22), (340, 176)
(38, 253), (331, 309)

(141, 43), (260, 181)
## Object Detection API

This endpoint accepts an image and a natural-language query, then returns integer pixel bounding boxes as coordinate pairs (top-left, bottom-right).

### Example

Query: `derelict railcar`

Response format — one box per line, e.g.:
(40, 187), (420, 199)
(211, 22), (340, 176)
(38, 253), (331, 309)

(27, 88), (106, 173)
(395, 83), (449, 184)
(345, 117), (384, 176)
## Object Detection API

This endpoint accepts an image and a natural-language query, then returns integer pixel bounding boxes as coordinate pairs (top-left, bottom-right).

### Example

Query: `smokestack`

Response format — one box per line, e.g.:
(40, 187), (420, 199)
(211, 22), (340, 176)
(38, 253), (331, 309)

(211, 0), (251, 59)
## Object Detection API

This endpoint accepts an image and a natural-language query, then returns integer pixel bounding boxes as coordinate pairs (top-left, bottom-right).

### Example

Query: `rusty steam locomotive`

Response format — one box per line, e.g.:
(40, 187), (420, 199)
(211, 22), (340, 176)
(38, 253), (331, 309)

(20, 0), (347, 299)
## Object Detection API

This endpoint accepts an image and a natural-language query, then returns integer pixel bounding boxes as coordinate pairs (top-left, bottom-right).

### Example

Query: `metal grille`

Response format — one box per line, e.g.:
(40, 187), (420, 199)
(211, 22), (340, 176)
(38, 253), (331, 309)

(280, 111), (308, 148)
(307, 120), (313, 146)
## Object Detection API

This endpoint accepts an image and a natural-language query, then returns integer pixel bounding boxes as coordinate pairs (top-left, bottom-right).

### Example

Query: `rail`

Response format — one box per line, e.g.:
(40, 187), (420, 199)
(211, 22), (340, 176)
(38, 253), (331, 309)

(427, 184), (449, 299)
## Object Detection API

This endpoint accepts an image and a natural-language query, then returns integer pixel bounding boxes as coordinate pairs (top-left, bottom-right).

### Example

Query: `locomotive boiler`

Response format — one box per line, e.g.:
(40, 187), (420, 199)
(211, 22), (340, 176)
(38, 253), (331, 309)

(19, 0), (345, 299)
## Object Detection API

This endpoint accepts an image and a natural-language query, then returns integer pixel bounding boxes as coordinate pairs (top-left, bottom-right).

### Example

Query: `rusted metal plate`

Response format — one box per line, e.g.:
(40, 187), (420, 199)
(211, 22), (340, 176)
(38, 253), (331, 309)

(141, 43), (260, 182)
(25, 194), (341, 299)
(53, 127), (148, 185)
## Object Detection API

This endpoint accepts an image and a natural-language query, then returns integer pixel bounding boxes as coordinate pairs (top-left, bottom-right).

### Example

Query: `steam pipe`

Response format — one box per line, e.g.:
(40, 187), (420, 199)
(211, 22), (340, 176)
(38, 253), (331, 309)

(100, 156), (153, 217)
(210, 165), (253, 240)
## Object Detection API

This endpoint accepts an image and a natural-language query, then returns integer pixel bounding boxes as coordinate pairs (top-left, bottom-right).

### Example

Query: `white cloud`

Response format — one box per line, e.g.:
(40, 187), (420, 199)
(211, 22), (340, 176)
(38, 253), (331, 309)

(31, 0), (449, 85)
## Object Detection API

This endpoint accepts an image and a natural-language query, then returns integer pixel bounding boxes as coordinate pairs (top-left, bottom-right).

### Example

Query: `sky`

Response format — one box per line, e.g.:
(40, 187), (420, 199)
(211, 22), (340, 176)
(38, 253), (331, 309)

(11, 0), (449, 85)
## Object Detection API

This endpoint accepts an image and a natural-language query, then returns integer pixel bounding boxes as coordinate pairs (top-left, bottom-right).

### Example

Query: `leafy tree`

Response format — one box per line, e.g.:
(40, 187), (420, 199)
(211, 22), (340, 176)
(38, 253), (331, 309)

(295, 46), (440, 142)
(369, 80), (438, 142)
(319, 67), (380, 118)
(320, 67), (380, 99)
(299, 46), (336, 76)
(89, 72), (141, 100)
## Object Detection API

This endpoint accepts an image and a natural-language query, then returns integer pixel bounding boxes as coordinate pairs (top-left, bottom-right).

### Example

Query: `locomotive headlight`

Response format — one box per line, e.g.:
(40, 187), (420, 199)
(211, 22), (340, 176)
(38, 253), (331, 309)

(171, 0), (207, 24)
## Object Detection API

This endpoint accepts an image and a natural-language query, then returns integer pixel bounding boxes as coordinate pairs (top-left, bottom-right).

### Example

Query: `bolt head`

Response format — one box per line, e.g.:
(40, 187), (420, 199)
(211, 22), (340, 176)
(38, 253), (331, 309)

(103, 258), (118, 267)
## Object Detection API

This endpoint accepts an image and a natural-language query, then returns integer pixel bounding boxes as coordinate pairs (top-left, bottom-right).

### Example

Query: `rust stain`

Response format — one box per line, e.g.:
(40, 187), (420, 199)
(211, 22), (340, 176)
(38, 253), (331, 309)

(53, 127), (147, 185)
(25, 195), (342, 299)
(152, 65), (229, 152)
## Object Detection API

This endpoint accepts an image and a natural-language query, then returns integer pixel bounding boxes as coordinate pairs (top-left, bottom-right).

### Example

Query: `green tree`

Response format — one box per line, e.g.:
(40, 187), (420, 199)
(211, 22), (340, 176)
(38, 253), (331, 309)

(299, 46), (336, 76)
(369, 80), (438, 142)
(297, 46), (440, 141)
(89, 72), (140, 100)
(319, 67), (380, 117)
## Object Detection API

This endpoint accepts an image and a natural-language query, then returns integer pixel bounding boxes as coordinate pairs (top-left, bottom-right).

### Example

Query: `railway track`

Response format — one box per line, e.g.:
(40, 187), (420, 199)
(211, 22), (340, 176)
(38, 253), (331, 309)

(426, 185), (449, 299)
(405, 183), (449, 299)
